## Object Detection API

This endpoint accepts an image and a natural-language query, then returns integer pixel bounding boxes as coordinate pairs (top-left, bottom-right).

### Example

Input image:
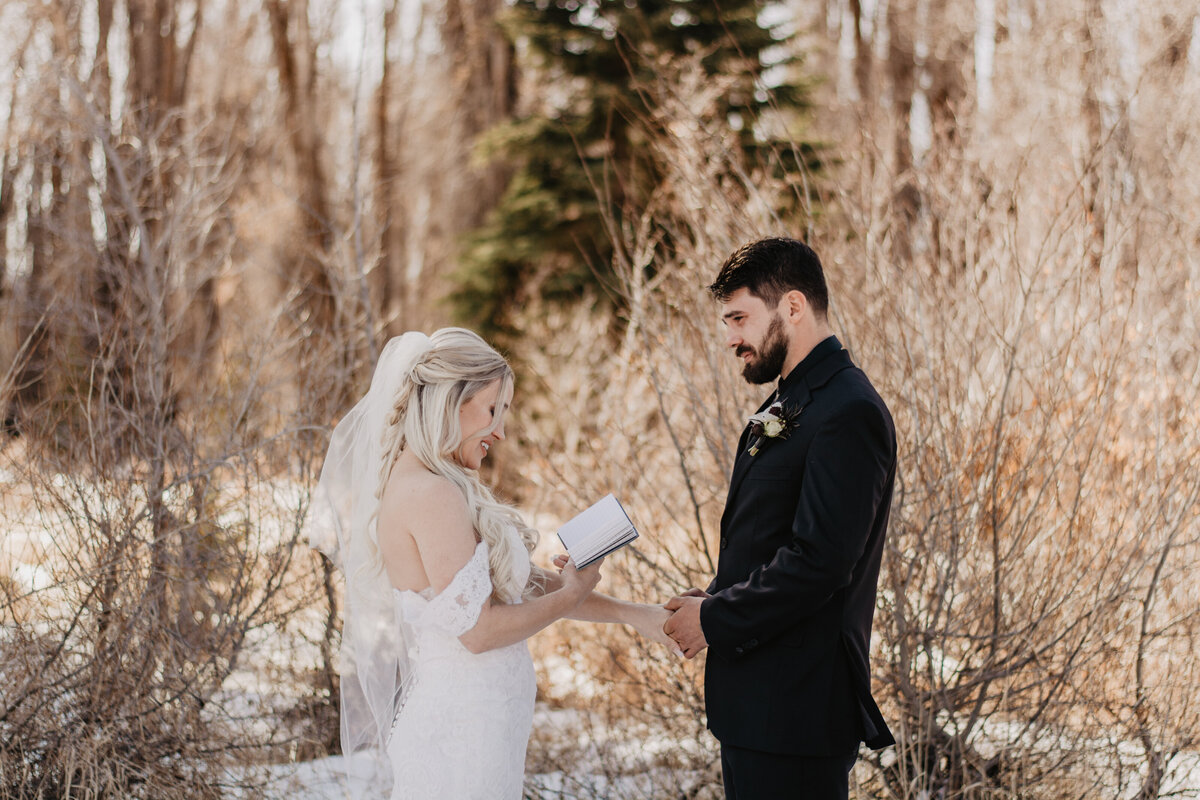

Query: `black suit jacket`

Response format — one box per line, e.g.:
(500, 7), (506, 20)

(699, 336), (896, 756)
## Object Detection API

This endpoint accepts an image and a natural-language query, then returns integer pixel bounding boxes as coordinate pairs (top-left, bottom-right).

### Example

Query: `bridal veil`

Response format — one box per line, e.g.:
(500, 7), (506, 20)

(306, 332), (434, 798)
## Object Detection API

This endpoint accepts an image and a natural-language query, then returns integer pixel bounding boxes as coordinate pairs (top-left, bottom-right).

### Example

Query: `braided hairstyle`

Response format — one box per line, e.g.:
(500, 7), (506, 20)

(374, 328), (537, 603)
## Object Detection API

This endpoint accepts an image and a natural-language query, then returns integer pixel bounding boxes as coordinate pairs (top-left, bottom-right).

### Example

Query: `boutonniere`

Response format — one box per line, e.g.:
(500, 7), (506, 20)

(746, 401), (801, 456)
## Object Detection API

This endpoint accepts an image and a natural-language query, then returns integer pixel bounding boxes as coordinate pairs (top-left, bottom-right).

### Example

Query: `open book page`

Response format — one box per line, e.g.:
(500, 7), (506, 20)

(556, 494), (639, 569)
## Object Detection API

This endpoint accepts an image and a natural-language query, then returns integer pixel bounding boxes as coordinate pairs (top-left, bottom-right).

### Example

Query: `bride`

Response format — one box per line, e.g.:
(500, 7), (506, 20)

(309, 328), (674, 799)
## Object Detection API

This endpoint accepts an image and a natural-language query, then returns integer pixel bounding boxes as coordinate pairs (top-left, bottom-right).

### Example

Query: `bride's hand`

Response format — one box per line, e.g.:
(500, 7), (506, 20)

(631, 604), (684, 656)
(559, 557), (603, 602)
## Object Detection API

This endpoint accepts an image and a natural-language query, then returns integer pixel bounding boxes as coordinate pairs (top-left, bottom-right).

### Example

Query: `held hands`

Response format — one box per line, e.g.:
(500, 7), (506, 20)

(663, 589), (710, 659)
(549, 558), (714, 661)
(630, 604), (683, 657)
(552, 555), (683, 657)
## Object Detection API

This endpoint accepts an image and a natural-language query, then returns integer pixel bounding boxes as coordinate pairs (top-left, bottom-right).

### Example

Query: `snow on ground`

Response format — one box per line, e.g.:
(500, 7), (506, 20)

(259, 746), (1199, 800)
(7, 474), (1196, 799)
(258, 757), (355, 800)
(1165, 753), (1200, 797)
(224, 753), (369, 800)
(253, 703), (1200, 800)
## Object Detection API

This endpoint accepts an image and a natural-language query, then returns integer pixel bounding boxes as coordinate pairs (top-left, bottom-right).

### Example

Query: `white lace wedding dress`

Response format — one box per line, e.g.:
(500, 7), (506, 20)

(387, 529), (536, 799)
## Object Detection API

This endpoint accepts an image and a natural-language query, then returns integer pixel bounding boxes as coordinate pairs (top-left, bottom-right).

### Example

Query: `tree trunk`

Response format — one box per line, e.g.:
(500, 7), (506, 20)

(0, 146), (12, 301)
(266, 0), (334, 258)
(926, 0), (968, 146)
(0, 44), (19, 299)
(1080, 0), (1105, 273)
(264, 0), (348, 419)
(442, 0), (516, 172)
(375, 0), (401, 334)
(432, 0), (516, 314)
(849, 0), (872, 105)
(887, 0), (919, 266)
(265, 0), (338, 355)
(8, 146), (51, 432)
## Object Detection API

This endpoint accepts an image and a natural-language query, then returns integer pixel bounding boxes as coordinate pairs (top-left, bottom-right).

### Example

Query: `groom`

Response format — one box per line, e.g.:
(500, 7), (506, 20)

(664, 238), (896, 799)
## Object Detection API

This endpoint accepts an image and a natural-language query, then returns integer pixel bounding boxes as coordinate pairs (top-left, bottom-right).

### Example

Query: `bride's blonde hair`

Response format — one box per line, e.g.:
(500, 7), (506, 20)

(376, 328), (537, 603)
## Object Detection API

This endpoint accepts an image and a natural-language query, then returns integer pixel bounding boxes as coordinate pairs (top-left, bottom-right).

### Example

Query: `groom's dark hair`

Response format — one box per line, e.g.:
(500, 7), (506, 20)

(708, 237), (829, 318)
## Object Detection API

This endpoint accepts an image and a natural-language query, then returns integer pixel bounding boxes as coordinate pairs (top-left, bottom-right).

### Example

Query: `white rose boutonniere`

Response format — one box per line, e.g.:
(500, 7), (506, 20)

(746, 401), (801, 456)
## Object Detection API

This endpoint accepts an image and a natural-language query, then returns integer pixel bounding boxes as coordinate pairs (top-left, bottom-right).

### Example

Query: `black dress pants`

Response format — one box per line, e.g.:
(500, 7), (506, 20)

(720, 743), (857, 800)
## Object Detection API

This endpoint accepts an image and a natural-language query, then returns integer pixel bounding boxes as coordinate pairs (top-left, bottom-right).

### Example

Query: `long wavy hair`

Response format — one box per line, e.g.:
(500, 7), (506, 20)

(375, 328), (537, 603)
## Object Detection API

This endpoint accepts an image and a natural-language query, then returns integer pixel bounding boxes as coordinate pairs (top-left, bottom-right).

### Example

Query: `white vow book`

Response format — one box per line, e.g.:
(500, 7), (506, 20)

(556, 494), (639, 569)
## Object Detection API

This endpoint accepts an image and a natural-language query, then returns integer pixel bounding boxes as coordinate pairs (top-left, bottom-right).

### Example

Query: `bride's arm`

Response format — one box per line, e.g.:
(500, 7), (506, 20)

(380, 475), (599, 655)
(532, 564), (678, 653)
(459, 561), (599, 654)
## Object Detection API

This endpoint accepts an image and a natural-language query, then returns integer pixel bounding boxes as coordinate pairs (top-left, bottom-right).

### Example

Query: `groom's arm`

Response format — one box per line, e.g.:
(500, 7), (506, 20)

(698, 398), (894, 658)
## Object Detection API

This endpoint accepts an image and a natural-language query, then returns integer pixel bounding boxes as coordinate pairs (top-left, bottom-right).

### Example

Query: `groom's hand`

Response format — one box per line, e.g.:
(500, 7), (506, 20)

(664, 593), (709, 659)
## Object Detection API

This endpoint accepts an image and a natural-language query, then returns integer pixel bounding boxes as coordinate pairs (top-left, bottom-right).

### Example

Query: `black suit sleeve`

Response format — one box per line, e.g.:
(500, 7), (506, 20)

(700, 398), (894, 657)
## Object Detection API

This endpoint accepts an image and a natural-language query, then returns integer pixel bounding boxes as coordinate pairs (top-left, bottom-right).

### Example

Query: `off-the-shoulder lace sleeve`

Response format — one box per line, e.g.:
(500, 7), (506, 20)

(418, 541), (492, 636)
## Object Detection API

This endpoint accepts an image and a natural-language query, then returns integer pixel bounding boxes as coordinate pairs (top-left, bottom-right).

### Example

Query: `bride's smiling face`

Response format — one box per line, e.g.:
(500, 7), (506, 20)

(454, 378), (512, 470)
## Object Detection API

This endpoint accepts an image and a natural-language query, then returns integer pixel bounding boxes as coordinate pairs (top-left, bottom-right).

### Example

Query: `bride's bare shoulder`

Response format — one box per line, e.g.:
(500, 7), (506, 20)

(379, 457), (471, 540)
(384, 461), (458, 503)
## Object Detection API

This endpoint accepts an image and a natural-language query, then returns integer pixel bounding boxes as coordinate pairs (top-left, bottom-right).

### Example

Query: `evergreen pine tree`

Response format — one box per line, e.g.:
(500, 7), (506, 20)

(453, 0), (815, 338)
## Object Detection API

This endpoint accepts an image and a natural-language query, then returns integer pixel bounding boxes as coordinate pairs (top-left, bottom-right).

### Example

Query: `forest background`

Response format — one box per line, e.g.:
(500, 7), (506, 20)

(1, 0), (1198, 798)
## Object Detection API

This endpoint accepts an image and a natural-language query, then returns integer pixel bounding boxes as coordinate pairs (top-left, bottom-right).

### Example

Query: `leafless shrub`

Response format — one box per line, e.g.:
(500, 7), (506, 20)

(0, 64), (351, 800)
(513, 45), (1200, 799)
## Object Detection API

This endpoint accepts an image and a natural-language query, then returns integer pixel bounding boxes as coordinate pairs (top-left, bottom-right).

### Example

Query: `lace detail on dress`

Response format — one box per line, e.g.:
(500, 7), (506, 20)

(387, 532), (537, 800)
(415, 541), (491, 636)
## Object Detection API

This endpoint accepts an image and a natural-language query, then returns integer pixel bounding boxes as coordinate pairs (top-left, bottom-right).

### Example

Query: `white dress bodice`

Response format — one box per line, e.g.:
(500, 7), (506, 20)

(386, 528), (536, 799)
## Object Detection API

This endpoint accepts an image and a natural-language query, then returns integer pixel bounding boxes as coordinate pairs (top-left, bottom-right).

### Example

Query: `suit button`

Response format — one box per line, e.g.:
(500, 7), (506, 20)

(734, 646), (744, 655)
(719, 536), (728, 550)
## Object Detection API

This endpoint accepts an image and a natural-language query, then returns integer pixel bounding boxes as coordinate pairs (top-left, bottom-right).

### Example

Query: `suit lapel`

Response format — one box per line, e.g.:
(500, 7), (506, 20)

(721, 390), (784, 532)
(719, 347), (855, 536)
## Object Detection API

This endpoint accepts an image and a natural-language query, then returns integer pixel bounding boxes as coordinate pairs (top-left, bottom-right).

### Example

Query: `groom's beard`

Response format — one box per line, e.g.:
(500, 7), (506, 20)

(739, 314), (788, 385)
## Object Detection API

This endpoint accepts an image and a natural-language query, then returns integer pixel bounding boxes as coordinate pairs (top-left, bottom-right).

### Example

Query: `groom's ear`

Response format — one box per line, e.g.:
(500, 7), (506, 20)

(782, 289), (809, 321)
